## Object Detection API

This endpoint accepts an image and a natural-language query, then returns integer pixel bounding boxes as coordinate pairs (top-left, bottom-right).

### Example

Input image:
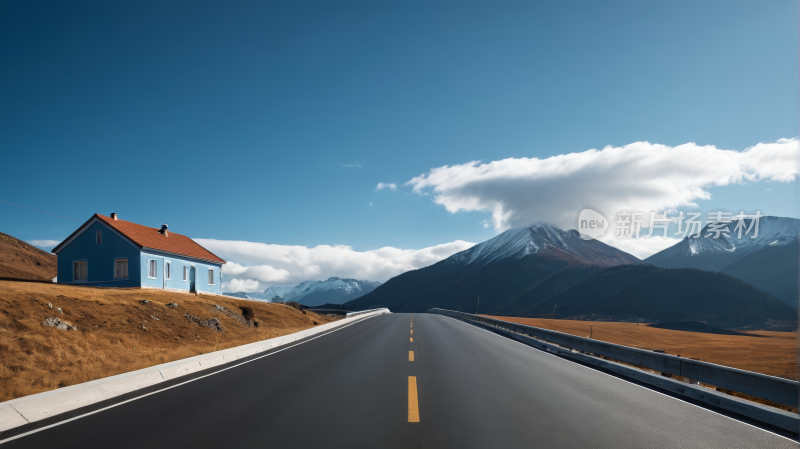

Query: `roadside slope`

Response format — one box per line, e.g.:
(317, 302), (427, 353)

(0, 280), (339, 401)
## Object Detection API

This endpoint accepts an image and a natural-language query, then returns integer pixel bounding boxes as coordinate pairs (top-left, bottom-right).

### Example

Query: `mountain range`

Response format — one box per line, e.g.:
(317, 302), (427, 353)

(345, 223), (643, 315)
(345, 221), (797, 326)
(645, 216), (799, 306)
(227, 277), (381, 306)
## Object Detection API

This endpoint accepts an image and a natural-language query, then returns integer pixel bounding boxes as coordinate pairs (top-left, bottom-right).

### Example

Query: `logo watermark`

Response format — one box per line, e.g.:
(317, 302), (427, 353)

(575, 206), (611, 241)
(576, 208), (763, 241)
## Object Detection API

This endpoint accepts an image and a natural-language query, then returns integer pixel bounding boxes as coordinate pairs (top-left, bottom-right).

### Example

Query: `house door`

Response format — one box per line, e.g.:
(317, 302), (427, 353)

(189, 266), (196, 293)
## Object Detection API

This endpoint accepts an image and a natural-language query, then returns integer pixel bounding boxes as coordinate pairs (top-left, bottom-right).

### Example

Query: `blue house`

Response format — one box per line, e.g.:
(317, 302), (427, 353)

(52, 213), (226, 294)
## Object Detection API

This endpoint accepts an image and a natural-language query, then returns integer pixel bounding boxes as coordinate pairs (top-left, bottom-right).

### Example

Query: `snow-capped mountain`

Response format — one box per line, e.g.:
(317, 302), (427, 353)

(450, 222), (642, 267)
(281, 277), (382, 307)
(646, 216), (800, 271)
(346, 222), (641, 313)
(646, 216), (799, 306)
(262, 285), (294, 300)
(225, 285), (295, 301)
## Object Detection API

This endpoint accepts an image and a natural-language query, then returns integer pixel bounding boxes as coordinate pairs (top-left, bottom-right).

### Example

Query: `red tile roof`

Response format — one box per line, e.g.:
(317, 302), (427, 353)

(56, 214), (226, 264)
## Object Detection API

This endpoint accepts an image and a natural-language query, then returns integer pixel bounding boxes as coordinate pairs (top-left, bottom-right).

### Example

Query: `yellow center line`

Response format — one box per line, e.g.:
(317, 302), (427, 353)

(408, 376), (420, 422)
(409, 350), (414, 361)
(410, 337), (413, 342)
(410, 329), (413, 334)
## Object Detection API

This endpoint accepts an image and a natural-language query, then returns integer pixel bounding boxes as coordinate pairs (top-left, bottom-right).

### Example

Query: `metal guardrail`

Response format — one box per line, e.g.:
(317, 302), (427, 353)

(428, 308), (799, 408)
(346, 308), (391, 318)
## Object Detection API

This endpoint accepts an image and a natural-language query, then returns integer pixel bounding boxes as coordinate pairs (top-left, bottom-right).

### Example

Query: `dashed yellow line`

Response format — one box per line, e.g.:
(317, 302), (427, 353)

(410, 329), (413, 334)
(408, 376), (420, 422)
(410, 337), (413, 342)
(409, 350), (414, 361)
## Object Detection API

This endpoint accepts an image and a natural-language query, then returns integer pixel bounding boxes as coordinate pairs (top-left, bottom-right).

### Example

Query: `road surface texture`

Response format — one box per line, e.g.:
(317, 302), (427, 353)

(2, 313), (796, 448)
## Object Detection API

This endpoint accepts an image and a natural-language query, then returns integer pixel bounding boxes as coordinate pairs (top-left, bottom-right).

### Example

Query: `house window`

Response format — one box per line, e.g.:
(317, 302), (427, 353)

(73, 261), (87, 281)
(96, 230), (102, 244)
(114, 259), (128, 279)
(148, 260), (157, 278)
(183, 265), (188, 281)
(208, 269), (215, 285)
(165, 261), (171, 280)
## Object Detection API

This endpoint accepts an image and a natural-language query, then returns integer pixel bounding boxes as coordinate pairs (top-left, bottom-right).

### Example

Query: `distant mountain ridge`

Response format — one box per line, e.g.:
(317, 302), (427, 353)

(227, 277), (381, 306)
(646, 216), (799, 306)
(282, 277), (382, 307)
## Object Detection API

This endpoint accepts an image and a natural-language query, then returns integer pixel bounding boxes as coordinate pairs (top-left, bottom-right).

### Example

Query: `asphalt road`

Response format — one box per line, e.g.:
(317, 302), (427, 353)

(2, 313), (796, 448)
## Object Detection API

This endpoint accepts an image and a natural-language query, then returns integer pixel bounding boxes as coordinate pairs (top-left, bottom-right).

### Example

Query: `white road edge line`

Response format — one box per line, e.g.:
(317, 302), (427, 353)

(0, 315), (381, 445)
(438, 315), (798, 444)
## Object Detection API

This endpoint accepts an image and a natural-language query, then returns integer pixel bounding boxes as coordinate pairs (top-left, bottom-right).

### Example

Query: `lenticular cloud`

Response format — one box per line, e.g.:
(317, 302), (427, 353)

(407, 138), (799, 232)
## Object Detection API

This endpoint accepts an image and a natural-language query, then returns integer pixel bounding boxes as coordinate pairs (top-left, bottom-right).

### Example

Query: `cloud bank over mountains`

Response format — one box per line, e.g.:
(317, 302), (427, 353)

(407, 138), (799, 232)
(194, 238), (475, 293)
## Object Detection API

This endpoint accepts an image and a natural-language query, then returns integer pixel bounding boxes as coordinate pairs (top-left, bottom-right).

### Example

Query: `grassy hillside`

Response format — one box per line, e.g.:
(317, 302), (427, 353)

(0, 231), (57, 281)
(0, 280), (340, 401)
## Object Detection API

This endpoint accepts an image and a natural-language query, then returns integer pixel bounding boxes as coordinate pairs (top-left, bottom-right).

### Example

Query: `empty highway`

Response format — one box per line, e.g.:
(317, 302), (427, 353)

(1, 313), (795, 448)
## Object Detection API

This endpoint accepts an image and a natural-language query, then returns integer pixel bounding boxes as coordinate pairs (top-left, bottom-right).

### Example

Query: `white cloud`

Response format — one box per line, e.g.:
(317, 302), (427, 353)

(195, 239), (476, 292)
(27, 240), (60, 248)
(376, 182), (397, 191)
(341, 163), (362, 168)
(369, 201), (373, 207)
(222, 278), (261, 293)
(223, 261), (291, 283)
(407, 138), (799, 232)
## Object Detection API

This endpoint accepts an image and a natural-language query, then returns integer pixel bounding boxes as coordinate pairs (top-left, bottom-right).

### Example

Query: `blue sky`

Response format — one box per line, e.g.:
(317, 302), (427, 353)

(1, 1), (797, 272)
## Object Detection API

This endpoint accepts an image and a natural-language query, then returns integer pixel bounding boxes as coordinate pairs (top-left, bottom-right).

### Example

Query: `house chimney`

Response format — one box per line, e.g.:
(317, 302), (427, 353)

(111, 213), (118, 220)
(160, 224), (169, 237)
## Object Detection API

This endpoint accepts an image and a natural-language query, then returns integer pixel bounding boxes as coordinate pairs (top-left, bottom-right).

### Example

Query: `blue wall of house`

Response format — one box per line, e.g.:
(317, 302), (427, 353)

(140, 251), (222, 294)
(56, 218), (223, 293)
(56, 220), (141, 287)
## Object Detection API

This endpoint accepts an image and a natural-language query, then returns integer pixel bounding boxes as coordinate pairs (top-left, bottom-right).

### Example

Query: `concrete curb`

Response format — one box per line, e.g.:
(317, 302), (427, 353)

(0, 309), (390, 432)
(465, 319), (799, 433)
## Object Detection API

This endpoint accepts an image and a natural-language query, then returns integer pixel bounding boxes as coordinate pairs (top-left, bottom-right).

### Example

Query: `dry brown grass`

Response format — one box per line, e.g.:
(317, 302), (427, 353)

(0, 232), (57, 281)
(487, 316), (799, 380)
(0, 280), (341, 401)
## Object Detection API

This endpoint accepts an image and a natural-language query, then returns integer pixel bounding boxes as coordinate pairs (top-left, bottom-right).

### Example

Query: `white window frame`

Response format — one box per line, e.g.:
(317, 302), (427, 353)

(73, 260), (88, 282)
(208, 269), (215, 285)
(96, 230), (102, 244)
(165, 261), (171, 280)
(148, 259), (158, 279)
(114, 258), (129, 279)
(183, 265), (188, 281)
